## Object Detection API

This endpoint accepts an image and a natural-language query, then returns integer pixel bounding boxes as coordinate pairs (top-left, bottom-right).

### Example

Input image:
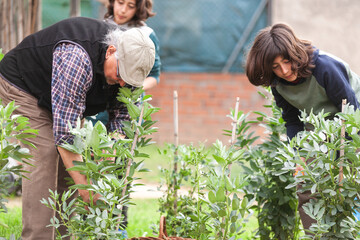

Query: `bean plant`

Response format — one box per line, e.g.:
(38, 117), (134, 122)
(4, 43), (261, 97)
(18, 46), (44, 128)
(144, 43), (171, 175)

(233, 90), (302, 239)
(279, 106), (360, 239)
(158, 143), (211, 237)
(0, 100), (38, 237)
(0, 48), (3, 61)
(203, 140), (254, 240)
(158, 108), (255, 239)
(41, 87), (159, 239)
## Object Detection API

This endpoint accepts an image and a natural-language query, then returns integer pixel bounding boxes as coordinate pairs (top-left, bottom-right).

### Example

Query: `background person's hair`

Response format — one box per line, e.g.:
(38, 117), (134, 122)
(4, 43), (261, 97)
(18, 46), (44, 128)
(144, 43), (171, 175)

(245, 23), (315, 86)
(105, 0), (156, 27)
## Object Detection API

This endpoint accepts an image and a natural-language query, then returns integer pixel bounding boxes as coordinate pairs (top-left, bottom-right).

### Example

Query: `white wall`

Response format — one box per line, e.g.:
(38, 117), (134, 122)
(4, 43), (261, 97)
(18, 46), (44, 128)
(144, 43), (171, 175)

(272, 0), (360, 74)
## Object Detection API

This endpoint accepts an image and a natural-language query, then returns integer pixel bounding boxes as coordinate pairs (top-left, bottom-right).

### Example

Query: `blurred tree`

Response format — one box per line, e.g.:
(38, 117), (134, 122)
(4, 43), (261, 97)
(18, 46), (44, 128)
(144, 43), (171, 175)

(0, 0), (42, 53)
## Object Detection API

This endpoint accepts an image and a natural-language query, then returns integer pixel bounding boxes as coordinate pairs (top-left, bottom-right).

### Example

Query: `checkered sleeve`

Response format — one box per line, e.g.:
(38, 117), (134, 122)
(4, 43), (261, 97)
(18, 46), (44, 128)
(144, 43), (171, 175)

(52, 43), (93, 145)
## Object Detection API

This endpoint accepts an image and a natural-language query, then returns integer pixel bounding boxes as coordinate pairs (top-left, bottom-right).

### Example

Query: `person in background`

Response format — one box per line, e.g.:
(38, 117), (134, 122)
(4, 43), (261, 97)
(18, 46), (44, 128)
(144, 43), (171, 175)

(0, 17), (155, 240)
(245, 23), (360, 231)
(88, 0), (161, 126)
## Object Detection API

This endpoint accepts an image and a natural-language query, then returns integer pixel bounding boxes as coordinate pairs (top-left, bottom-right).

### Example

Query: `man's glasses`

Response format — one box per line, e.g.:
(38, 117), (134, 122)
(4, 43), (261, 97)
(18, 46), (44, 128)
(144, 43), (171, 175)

(116, 59), (121, 79)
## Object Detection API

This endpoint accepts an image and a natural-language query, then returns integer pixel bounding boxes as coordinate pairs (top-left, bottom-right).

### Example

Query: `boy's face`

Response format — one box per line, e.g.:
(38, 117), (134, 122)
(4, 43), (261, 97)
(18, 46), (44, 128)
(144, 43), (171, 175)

(113, 0), (137, 25)
(272, 55), (298, 82)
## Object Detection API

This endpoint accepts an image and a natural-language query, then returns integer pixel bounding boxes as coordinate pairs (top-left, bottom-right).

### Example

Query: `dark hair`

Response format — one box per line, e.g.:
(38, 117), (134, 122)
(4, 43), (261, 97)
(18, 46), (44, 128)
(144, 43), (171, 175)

(104, 0), (156, 27)
(245, 23), (315, 86)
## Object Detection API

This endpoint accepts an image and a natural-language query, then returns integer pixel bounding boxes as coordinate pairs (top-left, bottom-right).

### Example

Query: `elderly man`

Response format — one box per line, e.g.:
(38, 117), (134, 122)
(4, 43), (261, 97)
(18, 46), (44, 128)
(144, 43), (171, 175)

(0, 17), (155, 240)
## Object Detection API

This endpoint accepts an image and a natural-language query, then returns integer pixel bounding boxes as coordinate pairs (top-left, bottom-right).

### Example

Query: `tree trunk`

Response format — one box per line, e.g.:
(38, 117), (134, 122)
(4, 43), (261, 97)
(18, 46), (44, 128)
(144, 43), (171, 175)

(70, 0), (81, 17)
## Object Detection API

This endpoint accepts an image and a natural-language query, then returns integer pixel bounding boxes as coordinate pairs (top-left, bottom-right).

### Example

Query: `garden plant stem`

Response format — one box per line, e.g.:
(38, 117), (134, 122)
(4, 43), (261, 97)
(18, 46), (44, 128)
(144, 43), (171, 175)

(117, 105), (145, 229)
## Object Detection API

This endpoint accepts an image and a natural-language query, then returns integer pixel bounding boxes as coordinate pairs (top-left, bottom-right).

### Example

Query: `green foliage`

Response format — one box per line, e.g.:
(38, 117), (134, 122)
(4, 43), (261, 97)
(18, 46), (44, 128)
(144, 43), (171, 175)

(158, 125), (254, 239)
(157, 143), (211, 238)
(127, 198), (160, 237)
(41, 87), (158, 239)
(0, 49), (3, 62)
(0, 206), (21, 240)
(0, 100), (38, 239)
(279, 106), (360, 239)
(235, 89), (302, 239)
(203, 140), (254, 240)
(0, 199), (162, 239)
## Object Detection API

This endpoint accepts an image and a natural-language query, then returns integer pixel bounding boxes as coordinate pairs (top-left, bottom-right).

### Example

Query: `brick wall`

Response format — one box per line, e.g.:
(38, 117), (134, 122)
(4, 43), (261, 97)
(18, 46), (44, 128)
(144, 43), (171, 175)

(146, 73), (272, 146)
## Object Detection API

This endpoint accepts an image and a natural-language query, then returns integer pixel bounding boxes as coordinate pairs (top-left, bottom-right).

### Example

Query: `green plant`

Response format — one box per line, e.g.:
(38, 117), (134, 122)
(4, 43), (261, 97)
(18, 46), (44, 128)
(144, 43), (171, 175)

(235, 89), (301, 239)
(158, 107), (255, 239)
(0, 48), (4, 62)
(0, 100), (38, 240)
(279, 107), (360, 239)
(203, 140), (254, 240)
(41, 87), (159, 239)
(157, 143), (211, 238)
(0, 206), (22, 239)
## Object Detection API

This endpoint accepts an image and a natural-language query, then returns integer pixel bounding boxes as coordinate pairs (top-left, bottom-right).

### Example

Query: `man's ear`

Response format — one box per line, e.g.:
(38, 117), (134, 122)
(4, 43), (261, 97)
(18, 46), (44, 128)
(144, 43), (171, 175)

(105, 45), (117, 59)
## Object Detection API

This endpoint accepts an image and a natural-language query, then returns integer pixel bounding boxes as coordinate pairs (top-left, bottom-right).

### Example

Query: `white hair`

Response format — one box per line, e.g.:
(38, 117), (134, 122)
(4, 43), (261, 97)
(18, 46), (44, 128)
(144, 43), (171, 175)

(103, 27), (126, 59)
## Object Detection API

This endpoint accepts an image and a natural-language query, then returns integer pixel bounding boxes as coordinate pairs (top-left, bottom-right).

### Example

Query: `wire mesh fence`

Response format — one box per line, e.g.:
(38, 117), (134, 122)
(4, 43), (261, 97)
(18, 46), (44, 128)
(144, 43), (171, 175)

(147, 0), (270, 72)
(0, 0), (270, 72)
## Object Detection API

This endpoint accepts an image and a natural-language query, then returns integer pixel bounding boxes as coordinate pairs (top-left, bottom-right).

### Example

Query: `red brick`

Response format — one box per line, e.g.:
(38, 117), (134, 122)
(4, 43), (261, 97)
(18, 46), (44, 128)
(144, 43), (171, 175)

(147, 72), (272, 145)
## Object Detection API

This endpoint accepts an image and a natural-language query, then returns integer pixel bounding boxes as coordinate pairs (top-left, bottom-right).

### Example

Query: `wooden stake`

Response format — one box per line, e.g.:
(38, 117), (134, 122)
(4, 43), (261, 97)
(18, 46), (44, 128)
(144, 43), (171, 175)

(222, 97), (240, 236)
(339, 99), (346, 186)
(231, 97), (240, 146)
(173, 90), (179, 213)
(228, 97), (240, 176)
(174, 91), (179, 147)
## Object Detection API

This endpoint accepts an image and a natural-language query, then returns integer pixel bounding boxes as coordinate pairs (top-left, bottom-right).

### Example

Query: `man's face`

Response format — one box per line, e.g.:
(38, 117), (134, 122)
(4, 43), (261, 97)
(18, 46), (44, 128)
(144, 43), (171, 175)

(104, 45), (127, 86)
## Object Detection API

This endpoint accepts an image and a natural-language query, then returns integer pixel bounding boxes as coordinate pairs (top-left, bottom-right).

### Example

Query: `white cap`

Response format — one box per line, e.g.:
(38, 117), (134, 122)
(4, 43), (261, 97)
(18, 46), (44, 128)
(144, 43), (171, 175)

(116, 28), (155, 87)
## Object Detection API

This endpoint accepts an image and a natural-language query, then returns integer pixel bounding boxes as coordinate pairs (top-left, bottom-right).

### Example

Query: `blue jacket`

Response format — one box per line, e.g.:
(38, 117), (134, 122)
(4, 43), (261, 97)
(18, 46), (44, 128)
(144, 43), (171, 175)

(271, 48), (360, 139)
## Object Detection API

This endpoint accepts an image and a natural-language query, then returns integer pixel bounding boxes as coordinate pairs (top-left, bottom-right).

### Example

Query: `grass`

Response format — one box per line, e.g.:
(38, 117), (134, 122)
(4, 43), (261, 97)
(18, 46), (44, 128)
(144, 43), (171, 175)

(0, 200), (258, 239)
(134, 144), (169, 183)
(127, 198), (160, 238)
(0, 207), (22, 239)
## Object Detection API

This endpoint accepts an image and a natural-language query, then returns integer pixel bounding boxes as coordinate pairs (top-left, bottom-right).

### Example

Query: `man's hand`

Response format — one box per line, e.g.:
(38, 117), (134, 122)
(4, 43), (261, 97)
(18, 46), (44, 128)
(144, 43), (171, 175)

(294, 164), (305, 176)
(293, 157), (306, 177)
(78, 189), (101, 208)
(57, 146), (102, 209)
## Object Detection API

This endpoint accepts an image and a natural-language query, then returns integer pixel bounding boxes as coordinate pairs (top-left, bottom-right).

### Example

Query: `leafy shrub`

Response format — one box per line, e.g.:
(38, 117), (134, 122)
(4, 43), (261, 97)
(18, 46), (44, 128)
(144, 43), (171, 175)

(0, 100), (38, 238)
(0, 48), (3, 62)
(157, 143), (211, 237)
(237, 90), (302, 239)
(158, 108), (256, 239)
(41, 87), (159, 239)
(279, 107), (360, 239)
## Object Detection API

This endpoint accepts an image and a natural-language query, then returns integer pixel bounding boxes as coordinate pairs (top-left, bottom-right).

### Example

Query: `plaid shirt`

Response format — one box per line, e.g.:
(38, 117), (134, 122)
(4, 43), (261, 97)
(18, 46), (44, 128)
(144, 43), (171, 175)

(52, 43), (129, 145)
